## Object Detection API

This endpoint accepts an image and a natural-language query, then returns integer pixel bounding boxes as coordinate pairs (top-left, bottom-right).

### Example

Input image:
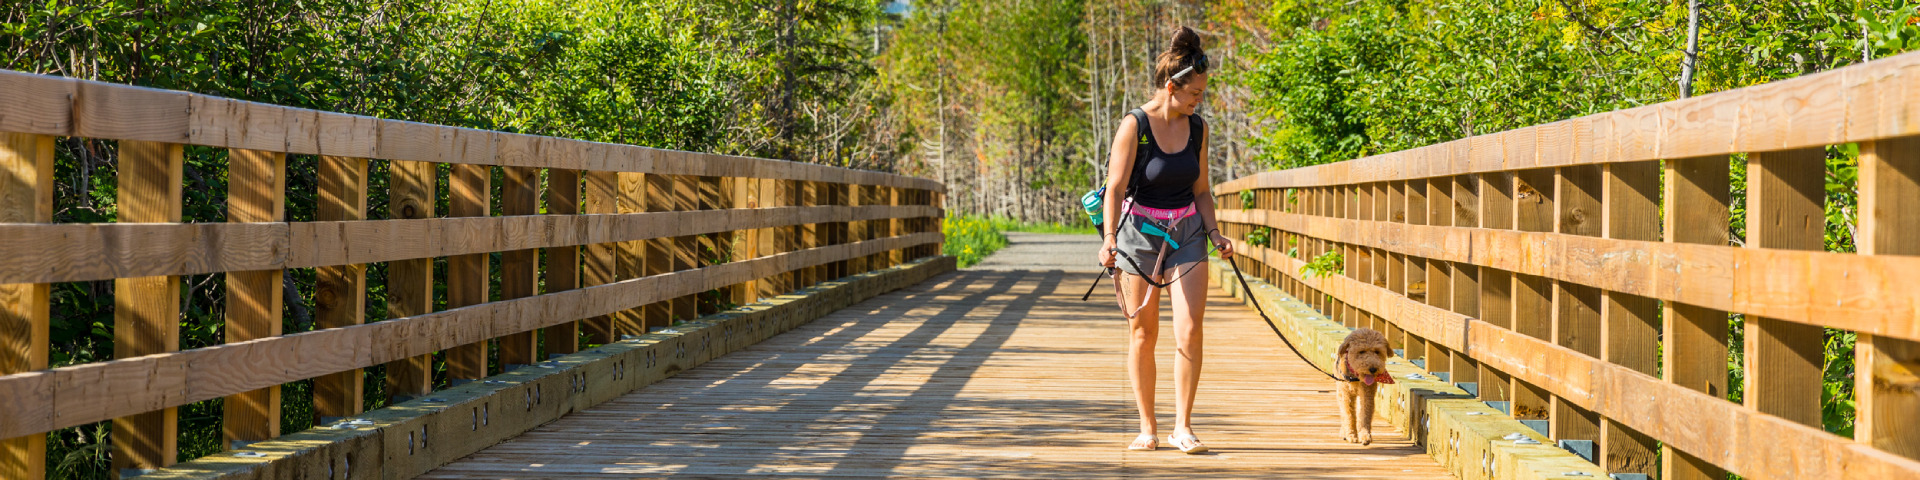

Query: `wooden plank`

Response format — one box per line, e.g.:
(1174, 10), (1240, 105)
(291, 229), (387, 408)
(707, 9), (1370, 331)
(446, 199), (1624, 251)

(1743, 148), (1825, 428)
(0, 231), (946, 440)
(1858, 137), (1920, 461)
(643, 174), (673, 332)
(0, 132), (51, 479)
(222, 148), (285, 450)
(580, 169), (617, 345)
(622, 171), (650, 337)
(311, 155), (366, 425)
(112, 140), (183, 476)
(1216, 208), (1920, 343)
(1661, 154), (1731, 480)
(802, 181), (820, 288)
(1599, 160), (1660, 476)
(446, 163), (491, 381)
(544, 168), (582, 356)
(384, 159), (436, 404)
(499, 165), (540, 368)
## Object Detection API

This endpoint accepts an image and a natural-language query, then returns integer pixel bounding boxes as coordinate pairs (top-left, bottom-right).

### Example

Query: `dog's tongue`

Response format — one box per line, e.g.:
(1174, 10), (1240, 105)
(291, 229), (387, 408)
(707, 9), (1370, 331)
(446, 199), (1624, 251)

(1360, 374), (1375, 386)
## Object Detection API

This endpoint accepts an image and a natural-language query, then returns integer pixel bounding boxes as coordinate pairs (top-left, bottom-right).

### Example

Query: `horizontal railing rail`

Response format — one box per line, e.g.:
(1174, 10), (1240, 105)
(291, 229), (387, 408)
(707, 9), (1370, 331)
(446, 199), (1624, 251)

(0, 69), (945, 478)
(1215, 52), (1920, 480)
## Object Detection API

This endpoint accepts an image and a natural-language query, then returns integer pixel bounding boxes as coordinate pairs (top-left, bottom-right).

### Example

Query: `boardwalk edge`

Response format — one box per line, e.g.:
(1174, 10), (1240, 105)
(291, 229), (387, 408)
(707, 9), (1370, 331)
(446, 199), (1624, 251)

(1208, 259), (1607, 480)
(140, 255), (959, 480)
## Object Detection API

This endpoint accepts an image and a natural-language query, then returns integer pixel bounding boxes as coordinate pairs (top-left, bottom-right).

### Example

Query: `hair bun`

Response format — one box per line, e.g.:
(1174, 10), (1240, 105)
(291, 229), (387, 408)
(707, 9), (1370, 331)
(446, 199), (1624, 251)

(1169, 26), (1202, 55)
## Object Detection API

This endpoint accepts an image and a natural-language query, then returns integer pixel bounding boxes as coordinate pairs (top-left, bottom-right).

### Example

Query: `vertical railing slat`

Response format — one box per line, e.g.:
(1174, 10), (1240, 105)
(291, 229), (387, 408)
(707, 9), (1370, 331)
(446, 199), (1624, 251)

(0, 132), (52, 479)
(446, 162), (491, 381)
(113, 140), (184, 476)
(222, 148), (286, 449)
(544, 168), (582, 356)
(498, 163), (540, 367)
(312, 154), (368, 425)
(1599, 160), (1661, 475)
(1856, 138), (1920, 460)
(1661, 155), (1732, 480)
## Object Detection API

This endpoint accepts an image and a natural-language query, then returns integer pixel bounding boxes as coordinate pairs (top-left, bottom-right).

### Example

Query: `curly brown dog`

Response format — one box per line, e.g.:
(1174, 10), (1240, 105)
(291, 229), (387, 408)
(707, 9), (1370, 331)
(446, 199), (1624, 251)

(1336, 328), (1396, 445)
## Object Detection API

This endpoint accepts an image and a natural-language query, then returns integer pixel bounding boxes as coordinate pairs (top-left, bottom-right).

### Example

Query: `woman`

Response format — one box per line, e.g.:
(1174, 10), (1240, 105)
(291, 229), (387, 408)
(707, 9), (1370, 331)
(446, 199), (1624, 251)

(1096, 26), (1232, 454)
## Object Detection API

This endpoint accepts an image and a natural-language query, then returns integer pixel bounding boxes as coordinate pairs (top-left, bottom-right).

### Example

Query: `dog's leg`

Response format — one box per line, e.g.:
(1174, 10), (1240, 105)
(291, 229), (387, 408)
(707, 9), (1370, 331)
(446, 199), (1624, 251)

(1338, 382), (1357, 443)
(1356, 384), (1376, 445)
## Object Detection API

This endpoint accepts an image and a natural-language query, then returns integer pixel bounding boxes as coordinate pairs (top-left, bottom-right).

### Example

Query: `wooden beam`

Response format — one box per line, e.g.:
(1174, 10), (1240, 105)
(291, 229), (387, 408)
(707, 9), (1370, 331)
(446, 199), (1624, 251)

(672, 173), (698, 322)
(544, 168), (582, 356)
(644, 173), (675, 332)
(802, 181), (819, 287)
(1662, 155), (1731, 480)
(1743, 148), (1826, 429)
(383, 159), (435, 404)
(445, 163), (490, 381)
(580, 169), (617, 345)
(498, 165), (540, 368)
(696, 175), (723, 315)
(0, 132), (51, 479)
(1600, 160), (1661, 476)
(620, 171), (649, 336)
(1858, 137), (1920, 461)
(222, 148), (285, 450)
(112, 140), (183, 476)
(311, 155), (366, 425)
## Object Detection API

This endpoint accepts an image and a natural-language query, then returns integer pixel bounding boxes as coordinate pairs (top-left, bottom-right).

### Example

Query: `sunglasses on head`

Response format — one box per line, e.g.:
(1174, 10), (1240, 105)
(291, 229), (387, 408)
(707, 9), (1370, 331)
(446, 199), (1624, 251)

(1167, 53), (1210, 87)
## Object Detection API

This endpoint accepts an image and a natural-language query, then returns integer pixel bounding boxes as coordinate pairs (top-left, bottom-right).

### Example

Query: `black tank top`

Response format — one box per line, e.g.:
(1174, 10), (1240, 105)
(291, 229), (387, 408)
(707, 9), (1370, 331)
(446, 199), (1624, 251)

(1126, 109), (1203, 209)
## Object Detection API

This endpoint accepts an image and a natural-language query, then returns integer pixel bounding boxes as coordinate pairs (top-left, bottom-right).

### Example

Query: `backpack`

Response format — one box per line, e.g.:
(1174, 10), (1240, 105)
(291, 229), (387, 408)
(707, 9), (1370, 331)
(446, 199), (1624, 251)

(1080, 109), (1154, 233)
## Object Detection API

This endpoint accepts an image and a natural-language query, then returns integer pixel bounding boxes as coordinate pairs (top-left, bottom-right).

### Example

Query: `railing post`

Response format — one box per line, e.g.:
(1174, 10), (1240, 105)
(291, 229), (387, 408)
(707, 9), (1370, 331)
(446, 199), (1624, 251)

(1856, 138), (1920, 460)
(1449, 175), (1481, 388)
(223, 148), (286, 449)
(642, 171), (673, 332)
(312, 154), (368, 425)
(1741, 148), (1824, 427)
(384, 158), (437, 404)
(671, 168), (699, 323)
(545, 164), (582, 355)
(1551, 165), (1603, 446)
(698, 173), (724, 315)
(1599, 160), (1661, 475)
(499, 146), (543, 366)
(1511, 168), (1554, 423)
(113, 140), (184, 477)
(446, 160), (491, 381)
(1661, 154), (1731, 480)
(1476, 171), (1515, 404)
(581, 161), (618, 344)
(0, 132), (52, 479)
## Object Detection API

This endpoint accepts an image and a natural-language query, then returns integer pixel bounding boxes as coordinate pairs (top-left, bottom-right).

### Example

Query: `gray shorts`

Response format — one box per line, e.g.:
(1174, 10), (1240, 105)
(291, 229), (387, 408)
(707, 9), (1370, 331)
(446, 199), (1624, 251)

(1113, 209), (1209, 278)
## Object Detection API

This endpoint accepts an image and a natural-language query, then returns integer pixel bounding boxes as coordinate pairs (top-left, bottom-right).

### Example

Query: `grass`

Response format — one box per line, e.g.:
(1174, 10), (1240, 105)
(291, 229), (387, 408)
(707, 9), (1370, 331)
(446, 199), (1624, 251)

(941, 214), (1096, 267)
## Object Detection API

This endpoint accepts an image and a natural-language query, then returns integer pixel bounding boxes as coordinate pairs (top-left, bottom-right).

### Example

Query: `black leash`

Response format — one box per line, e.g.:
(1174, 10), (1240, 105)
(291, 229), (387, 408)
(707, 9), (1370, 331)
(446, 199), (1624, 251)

(1221, 256), (1348, 382)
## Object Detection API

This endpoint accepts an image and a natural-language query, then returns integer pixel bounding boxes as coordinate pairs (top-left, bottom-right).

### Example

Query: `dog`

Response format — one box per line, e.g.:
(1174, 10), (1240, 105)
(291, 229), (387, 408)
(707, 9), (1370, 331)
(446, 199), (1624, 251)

(1336, 328), (1396, 445)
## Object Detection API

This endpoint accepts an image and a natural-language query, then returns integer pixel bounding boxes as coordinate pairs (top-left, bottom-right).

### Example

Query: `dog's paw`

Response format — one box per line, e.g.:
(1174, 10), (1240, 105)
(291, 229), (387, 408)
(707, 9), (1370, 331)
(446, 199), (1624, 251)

(1358, 431), (1373, 445)
(1341, 432), (1357, 443)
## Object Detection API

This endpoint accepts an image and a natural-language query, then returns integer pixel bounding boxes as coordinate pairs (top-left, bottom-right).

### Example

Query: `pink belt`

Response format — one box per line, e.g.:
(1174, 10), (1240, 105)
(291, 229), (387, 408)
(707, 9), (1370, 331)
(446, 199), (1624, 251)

(1128, 202), (1196, 221)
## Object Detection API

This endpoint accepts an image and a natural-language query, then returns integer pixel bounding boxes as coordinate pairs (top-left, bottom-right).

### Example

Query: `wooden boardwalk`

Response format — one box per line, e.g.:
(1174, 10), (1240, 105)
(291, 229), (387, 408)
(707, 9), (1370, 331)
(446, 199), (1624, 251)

(425, 263), (1454, 478)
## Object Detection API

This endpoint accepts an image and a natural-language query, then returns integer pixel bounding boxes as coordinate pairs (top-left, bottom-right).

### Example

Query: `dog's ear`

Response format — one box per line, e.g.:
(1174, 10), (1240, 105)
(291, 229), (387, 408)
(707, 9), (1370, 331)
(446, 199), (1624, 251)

(1337, 336), (1351, 358)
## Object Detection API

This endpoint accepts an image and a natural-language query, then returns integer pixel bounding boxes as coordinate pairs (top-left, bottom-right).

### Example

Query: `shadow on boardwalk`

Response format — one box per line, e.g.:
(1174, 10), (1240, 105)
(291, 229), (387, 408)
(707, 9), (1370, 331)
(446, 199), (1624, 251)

(423, 238), (1453, 479)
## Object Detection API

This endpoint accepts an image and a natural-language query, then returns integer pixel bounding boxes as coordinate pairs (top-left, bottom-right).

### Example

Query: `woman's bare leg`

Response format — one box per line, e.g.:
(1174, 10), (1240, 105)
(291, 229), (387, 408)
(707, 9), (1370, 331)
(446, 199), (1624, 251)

(1168, 264), (1208, 439)
(1122, 271), (1161, 447)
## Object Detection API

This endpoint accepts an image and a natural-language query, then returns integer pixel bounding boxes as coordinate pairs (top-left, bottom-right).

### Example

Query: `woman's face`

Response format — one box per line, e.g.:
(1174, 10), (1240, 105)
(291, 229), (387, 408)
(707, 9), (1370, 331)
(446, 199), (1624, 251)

(1166, 74), (1208, 115)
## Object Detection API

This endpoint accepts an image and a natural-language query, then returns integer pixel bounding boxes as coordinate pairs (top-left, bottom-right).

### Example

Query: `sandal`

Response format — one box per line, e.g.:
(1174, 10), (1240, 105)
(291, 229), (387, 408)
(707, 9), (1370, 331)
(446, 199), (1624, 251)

(1126, 433), (1158, 451)
(1168, 433), (1209, 454)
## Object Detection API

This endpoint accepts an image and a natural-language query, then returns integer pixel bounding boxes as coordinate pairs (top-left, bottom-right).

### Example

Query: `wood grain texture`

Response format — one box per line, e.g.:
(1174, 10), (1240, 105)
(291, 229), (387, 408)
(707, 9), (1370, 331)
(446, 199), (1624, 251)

(222, 148), (284, 450)
(644, 173), (675, 332)
(0, 132), (51, 480)
(1744, 148), (1827, 429)
(423, 269), (1452, 480)
(544, 168), (582, 356)
(0, 232), (944, 440)
(1227, 240), (1920, 480)
(1660, 154), (1731, 480)
(311, 155), (367, 425)
(385, 160), (436, 403)
(1599, 160), (1660, 477)
(581, 170), (617, 345)
(1858, 138), (1920, 461)
(498, 165), (540, 368)
(1214, 208), (1920, 343)
(446, 163), (491, 381)
(113, 140), (184, 475)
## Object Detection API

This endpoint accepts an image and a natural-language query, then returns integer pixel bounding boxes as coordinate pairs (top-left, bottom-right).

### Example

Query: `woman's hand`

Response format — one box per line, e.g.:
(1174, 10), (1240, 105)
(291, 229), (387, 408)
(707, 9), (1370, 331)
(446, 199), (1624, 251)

(1099, 236), (1118, 268)
(1211, 230), (1234, 259)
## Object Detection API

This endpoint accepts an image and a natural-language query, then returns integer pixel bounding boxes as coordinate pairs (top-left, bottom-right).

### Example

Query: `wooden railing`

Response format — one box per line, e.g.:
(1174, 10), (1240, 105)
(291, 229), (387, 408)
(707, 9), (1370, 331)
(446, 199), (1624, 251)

(1215, 52), (1920, 479)
(0, 69), (944, 478)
